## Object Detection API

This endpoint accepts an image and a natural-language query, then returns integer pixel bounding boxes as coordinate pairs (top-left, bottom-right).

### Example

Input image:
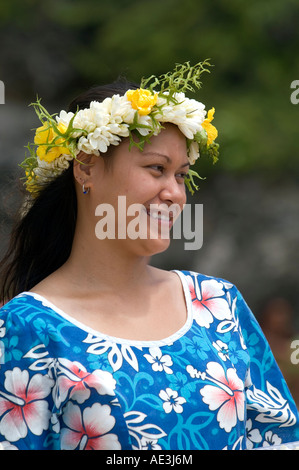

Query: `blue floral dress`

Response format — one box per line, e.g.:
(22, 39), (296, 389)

(0, 270), (298, 450)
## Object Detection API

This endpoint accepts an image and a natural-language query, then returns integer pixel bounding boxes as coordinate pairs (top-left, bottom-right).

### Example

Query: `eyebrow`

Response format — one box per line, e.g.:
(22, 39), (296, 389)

(142, 152), (190, 168)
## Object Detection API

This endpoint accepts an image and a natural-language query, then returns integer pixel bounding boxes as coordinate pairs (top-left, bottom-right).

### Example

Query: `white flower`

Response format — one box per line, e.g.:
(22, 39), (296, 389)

(61, 402), (121, 450)
(73, 107), (98, 135)
(246, 419), (262, 449)
(0, 368), (54, 441)
(189, 277), (232, 329)
(159, 388), (186, 414)
(262, 430), (282, 448)
(26, 82), (214, 195)
(188, 141), (200, 165)
(110, 94), (135, 123)
(54, 359), (117, 407)
(141, 436), (162, 450)
(56, 110), (74, 127)
(156, 93), (206, 140)
(213, 340), (229, 361)
(144, 347), (173, 374)
(200, 362), (245, 433)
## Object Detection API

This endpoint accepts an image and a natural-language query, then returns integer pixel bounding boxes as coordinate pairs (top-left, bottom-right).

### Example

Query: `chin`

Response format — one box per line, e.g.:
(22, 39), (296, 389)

(136, 237), (171, 257)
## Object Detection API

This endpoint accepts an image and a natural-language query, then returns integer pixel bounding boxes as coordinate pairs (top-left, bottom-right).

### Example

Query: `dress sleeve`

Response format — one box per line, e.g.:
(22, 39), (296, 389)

(233, 288), (299, 449)
(0, 300), (56, 450)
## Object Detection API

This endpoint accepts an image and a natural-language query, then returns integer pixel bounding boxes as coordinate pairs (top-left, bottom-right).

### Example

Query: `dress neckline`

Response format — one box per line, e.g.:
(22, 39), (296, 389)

(21, 270), (193, 347)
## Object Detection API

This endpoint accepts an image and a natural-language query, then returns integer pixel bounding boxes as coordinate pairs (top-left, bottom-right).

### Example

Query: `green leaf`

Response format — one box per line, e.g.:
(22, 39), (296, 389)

(184, 169), (205, 195)
(140, 60), (212, 98)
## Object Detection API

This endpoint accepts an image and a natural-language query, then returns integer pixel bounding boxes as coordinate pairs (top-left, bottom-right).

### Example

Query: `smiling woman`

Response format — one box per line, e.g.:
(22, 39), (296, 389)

(84, 125), (189, 255)
(0, 62), (298, 451)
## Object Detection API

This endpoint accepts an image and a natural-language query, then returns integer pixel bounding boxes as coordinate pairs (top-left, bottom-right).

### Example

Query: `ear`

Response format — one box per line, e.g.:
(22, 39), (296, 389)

(73, 151), (99, 190)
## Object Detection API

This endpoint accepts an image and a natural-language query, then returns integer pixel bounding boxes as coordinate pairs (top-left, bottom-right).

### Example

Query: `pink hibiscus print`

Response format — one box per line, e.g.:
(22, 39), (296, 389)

(0, 367), (54, 441)
(187, 276), (232, 328)
(200, 361), (245, 432)
(55, 359), (116, 405)
(61, 402), (121, 450)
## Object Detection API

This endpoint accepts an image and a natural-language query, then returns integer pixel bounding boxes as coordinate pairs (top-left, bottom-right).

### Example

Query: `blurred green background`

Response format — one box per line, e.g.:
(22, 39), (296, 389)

(1, 0), (299, 174)
(0, 0), (299, 401)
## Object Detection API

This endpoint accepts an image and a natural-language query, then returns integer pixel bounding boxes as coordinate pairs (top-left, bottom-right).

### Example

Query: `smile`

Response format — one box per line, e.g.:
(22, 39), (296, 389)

(146, 209), (172, 222)
(145, 206), (178, 230)
(94, 196), (203, 249)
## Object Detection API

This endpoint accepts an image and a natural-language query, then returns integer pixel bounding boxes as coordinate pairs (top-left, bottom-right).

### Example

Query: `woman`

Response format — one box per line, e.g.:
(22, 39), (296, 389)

(0, 62), (298, 450)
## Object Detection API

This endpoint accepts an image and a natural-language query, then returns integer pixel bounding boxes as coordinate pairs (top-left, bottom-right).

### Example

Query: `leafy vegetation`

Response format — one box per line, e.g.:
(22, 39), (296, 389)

(1, 0), (299, 176)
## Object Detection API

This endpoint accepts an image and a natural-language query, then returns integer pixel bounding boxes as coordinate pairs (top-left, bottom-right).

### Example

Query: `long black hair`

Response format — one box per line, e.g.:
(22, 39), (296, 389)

(0, 79), (138, 302)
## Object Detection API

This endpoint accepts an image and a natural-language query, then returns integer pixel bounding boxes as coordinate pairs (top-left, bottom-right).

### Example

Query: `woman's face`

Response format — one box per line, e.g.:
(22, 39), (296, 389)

(87, 124), (189, 256)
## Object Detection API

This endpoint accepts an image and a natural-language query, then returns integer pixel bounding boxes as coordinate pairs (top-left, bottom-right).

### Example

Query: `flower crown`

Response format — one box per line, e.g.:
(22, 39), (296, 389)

(21, 61), (219, 197)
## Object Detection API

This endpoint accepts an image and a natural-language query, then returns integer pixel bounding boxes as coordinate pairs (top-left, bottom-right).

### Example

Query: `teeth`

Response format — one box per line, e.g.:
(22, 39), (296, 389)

(147, 210), (170, 221)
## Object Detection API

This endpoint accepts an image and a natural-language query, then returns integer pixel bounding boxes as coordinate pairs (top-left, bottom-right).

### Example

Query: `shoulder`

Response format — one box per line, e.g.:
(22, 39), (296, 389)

(175, 269), (252, 318)
(175, 269), (238, 294)
(0, 292), (55, 333)
(177, 270), (265, 341)
(0, 293), (69, 372)
(1, 292), (42, 314)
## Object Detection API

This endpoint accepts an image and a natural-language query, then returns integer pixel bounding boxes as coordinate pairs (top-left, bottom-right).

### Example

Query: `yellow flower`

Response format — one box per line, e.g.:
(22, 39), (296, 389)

(34, 122), (71, 163)
(202, 108), (218, 145)
(126, 88), (158, 116)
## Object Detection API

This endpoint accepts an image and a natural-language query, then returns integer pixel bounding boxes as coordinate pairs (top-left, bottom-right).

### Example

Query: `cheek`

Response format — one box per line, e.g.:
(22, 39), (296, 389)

(180, 186), (187, 208)
(127, 173), (155, 199)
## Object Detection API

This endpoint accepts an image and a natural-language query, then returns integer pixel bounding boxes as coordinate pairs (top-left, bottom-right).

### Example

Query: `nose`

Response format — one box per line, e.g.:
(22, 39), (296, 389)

(159, 175), (186, 207)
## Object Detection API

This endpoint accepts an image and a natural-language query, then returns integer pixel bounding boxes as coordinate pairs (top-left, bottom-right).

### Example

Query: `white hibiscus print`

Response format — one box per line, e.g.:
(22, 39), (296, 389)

(144, 347), (173, 374)
(0, 367), (54, 442)
(187, 276), (232, 328)
(200, 362), (245, 432)
(61, 402), (121, 450)
(262, 430), (282, 448)
(54, 358), (116, 406)
(159, 388), (186, 414)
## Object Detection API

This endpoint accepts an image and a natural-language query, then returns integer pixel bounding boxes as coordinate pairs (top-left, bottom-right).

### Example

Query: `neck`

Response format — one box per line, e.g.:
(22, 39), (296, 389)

(61, 224), (154, 294)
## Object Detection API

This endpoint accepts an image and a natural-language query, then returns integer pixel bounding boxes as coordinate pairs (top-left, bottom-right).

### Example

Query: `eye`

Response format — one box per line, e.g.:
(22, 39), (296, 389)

(148, 164), (165, 173)
(176, 171), (188, 181)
